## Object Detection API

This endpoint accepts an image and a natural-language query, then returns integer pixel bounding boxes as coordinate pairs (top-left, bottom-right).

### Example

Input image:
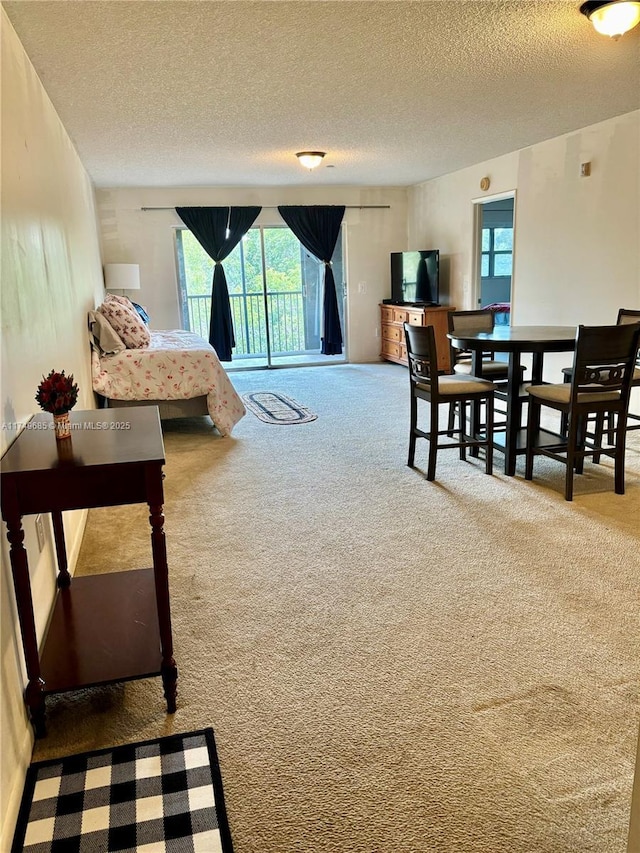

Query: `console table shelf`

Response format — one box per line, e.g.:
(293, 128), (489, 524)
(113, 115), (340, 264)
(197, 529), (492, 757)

(39, 569), (161, 693)
(0, 406), (177, 737)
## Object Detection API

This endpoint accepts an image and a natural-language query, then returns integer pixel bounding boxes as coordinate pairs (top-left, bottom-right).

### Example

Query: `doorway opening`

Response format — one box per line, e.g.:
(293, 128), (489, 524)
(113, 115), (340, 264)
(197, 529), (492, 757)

(473, 194), (515, 326)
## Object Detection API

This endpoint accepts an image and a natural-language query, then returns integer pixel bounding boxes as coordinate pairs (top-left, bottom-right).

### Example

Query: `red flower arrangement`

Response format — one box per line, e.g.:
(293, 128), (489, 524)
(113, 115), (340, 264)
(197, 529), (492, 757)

(35, 370), (79, 415)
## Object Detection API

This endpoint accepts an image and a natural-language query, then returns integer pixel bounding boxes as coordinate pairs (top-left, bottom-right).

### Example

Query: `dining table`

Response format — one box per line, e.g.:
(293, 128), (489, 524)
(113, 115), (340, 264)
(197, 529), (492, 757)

(447, 325), (578, 476)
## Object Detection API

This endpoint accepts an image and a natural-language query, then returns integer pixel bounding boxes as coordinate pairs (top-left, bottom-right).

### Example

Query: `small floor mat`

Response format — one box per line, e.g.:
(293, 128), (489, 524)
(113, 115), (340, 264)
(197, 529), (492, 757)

(242, 391), (317, 424)
(12, 728), (233, 852)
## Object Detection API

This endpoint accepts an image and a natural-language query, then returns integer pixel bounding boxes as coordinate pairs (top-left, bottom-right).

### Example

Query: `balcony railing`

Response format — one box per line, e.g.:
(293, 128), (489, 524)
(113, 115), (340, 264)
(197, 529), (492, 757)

(186, 292), (309, 357)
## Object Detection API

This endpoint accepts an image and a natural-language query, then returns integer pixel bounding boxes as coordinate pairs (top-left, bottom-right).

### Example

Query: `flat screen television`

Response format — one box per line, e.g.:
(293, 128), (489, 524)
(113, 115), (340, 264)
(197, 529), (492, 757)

(387, 250), (439, 306)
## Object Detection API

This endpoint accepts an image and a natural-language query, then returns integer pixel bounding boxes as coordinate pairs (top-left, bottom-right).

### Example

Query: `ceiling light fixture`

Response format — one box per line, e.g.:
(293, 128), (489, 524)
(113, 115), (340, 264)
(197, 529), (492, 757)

(579, 0), (640, 38)
(296, 151), (326, 170)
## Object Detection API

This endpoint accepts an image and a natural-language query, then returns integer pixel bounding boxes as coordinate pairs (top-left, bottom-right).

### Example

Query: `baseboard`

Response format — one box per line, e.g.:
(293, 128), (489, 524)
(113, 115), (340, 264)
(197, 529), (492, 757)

(1, 507), (88, 852)
(0, 724), (33, 853)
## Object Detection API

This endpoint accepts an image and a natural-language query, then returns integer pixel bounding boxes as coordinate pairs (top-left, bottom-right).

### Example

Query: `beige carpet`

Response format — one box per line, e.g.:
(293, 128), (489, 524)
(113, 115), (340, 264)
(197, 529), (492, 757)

(34, 363), (640, 853)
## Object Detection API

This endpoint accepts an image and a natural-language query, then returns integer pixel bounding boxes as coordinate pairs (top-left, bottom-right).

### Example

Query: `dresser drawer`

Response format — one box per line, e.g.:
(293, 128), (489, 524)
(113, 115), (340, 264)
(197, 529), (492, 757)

(383, 324), (403, 343)
(392, 308), (409, 324)
(380, 305), (394, 324)
(408, 311), (425, 326)
(381, 339), (402, 359)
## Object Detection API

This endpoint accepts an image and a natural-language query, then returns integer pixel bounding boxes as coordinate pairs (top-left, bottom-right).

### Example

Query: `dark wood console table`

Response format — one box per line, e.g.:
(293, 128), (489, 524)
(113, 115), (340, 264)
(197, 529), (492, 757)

(1, 406), (177, 736)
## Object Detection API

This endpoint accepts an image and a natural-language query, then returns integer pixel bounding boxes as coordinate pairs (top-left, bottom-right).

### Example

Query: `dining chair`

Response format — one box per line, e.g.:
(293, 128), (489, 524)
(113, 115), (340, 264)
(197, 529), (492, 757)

(447, 310), (510, 378)
(446, 309), (525, 439)
(404, 323), (496, 481)
(559, 308), (640, 439)
(524, 323), (640, 501)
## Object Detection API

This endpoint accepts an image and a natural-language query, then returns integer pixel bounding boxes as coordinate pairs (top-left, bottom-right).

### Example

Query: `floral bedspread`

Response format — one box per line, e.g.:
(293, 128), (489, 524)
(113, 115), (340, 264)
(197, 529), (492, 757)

(91, 330), (245, 436)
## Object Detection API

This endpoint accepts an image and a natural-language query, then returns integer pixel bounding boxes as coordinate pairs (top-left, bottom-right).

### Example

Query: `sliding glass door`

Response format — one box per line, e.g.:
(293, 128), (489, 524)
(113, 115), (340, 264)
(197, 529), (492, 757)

(176, 226), (345, 368)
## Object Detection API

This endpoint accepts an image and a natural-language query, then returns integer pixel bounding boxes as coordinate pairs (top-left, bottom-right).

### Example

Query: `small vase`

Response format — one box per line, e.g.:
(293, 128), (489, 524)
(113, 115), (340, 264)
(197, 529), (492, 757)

(53, 412), (71, 440)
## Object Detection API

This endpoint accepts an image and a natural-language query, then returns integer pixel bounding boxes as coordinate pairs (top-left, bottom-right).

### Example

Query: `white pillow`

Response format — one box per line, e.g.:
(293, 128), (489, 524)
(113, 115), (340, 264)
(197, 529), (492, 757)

(98, 296), (151, 349)
(88, 310), (126, 355)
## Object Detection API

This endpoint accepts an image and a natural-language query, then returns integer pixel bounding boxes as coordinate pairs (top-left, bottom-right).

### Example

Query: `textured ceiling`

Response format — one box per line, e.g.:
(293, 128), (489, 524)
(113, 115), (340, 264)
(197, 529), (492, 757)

(3, 1), (639, 188)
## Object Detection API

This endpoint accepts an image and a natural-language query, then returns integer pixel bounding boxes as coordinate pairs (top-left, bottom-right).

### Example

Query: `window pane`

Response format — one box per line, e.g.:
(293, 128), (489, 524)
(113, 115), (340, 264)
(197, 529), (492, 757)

(494, 228), (513, 251)
(482, 229), (491, 251)
(494, 253), (513, 276)
(481, 254), (489, 277)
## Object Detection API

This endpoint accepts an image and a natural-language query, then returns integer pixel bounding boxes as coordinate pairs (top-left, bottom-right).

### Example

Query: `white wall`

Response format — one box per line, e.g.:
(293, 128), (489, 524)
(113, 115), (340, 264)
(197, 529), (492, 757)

(0, 11), (104, 847)
(407, 111), (640, 382)
(96, 186), (408, 363)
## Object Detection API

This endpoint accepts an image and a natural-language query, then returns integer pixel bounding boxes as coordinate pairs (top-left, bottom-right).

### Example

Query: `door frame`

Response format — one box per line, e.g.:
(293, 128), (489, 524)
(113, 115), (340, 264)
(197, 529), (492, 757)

(471, 190), (517, 315)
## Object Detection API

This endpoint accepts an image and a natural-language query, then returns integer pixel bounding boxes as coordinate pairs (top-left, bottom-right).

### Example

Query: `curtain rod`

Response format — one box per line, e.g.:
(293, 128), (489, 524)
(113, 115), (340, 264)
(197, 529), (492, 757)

(140, 205), (391, 211)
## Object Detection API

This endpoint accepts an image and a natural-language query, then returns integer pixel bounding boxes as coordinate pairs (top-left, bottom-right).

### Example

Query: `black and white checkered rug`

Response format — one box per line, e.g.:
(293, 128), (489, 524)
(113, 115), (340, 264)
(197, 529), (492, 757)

(12, 728), (233, 852)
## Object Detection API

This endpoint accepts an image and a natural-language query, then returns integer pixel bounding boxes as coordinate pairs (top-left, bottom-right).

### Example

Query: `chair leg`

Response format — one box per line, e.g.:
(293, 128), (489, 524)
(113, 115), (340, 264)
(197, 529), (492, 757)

(408, 392), (417, 468)
(525, 399), (540, 481)
(447, 401), (456, 437)
(485, 395), (494, 476)
(459, 401), (467, 461)
(614, 413), (627, 495)
(560, 373), (570, 436)
(564, 418), (578, 501)
(574, 415), (585, 475)
(592, 412), (605, 465)
(427, 400), (439, 481)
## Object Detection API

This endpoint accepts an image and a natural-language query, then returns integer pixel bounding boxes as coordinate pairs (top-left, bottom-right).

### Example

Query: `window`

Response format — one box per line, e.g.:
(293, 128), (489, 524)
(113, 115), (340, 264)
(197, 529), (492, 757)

(481, 227), (513, 278)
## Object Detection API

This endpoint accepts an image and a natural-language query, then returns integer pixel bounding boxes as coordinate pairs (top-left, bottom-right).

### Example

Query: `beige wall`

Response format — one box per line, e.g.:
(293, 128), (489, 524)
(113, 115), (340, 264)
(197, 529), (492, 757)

(96, 186), (409, 363)
(407, 111), (640, 383)
(0, 11), (104, 847)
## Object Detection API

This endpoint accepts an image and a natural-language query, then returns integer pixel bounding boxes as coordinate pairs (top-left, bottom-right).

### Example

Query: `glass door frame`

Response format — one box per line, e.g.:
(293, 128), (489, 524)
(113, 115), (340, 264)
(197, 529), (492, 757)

(174, 223), (348, 371)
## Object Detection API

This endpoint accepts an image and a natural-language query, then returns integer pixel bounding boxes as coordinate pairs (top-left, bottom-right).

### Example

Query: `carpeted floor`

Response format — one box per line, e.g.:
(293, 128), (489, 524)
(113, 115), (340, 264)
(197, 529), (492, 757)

(33, 363), (640, 853)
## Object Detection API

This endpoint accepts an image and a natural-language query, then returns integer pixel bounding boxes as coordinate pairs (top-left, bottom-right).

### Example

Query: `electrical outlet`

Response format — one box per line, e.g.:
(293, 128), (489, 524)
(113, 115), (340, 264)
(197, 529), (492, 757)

(35, 514), (46, 552)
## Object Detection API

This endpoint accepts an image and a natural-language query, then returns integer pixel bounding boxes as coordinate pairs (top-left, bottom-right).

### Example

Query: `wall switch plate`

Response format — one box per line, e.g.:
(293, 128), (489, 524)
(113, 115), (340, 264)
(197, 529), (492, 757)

(35, 514), (45, 552)
(358, 281), (367, 294)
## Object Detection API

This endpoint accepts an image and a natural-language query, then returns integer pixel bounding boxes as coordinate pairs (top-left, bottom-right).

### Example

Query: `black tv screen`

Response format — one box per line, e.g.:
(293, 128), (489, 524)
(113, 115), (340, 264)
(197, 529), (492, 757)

(389, 250), (439, 306)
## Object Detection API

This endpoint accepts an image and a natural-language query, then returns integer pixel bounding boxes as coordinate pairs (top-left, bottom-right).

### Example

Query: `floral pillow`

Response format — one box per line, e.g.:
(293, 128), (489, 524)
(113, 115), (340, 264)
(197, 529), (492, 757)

(99, 295), (150, 349)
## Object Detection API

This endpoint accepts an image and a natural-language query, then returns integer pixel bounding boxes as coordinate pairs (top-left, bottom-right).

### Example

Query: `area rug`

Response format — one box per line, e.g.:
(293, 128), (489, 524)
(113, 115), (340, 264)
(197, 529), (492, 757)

(242, 391), (317, 424)
(12, 729), (233, 853)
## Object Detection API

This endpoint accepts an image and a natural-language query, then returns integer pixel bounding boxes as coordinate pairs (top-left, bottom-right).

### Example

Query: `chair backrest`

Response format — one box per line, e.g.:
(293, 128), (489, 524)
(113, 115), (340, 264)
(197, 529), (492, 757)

(448, 310), (496, 365)
(448, 309), (495, 336)
(617, 309), (640, 368)
(570, 324), (640, 403)
(404, 323), (438, 387)
(617, 308), (640, 326)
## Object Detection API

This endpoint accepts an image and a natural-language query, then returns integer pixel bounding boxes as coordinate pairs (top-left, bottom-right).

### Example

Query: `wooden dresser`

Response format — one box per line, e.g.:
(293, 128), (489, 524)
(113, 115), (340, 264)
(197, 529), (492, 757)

(380, 304), (456, 372)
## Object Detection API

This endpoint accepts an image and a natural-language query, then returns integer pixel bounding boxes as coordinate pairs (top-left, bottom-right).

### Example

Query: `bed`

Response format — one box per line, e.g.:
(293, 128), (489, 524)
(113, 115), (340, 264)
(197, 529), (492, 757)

(91, 328), (245, 436)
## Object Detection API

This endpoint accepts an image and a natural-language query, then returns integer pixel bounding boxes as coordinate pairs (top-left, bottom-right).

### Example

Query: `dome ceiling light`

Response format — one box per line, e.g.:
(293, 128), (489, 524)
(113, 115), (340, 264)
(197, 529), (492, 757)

(579, 0), (640, 38)
(295, 151), (326, 170)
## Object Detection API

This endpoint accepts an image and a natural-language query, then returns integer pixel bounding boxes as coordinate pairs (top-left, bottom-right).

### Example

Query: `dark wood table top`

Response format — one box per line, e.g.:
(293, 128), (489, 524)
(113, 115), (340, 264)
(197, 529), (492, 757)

(1, 406), (164, 475)
(447, 325), (577, 354)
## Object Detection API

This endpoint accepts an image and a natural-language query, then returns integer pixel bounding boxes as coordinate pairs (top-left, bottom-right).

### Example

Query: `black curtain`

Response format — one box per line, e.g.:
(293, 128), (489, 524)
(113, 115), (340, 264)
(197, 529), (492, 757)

(277, 205), (345, 355)
(176, 206), (261, 360)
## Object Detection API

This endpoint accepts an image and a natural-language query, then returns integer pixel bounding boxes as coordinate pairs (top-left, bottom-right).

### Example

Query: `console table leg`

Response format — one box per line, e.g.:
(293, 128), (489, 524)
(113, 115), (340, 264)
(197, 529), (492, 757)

(25, 678), (47, 737)
(51, 510), (71, 588)
(148, 502), (177, 713)
(5, 516), (48, 736)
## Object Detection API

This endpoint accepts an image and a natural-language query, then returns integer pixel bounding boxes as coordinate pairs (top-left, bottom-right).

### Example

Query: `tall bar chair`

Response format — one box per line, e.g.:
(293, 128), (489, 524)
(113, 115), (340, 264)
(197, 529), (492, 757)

(404, 323), (496, 481)
(525, 323), (640, 501)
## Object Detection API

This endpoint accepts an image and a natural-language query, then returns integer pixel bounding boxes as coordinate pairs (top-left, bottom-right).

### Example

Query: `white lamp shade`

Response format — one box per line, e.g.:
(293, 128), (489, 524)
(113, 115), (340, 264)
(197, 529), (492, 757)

(104, 263), (141, 291)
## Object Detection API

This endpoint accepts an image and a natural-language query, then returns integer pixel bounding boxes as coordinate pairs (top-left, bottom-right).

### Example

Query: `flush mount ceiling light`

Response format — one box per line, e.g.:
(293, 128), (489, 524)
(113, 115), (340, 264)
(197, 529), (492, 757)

(580, 0), (640, 38)
(296, 151), (326, 170)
